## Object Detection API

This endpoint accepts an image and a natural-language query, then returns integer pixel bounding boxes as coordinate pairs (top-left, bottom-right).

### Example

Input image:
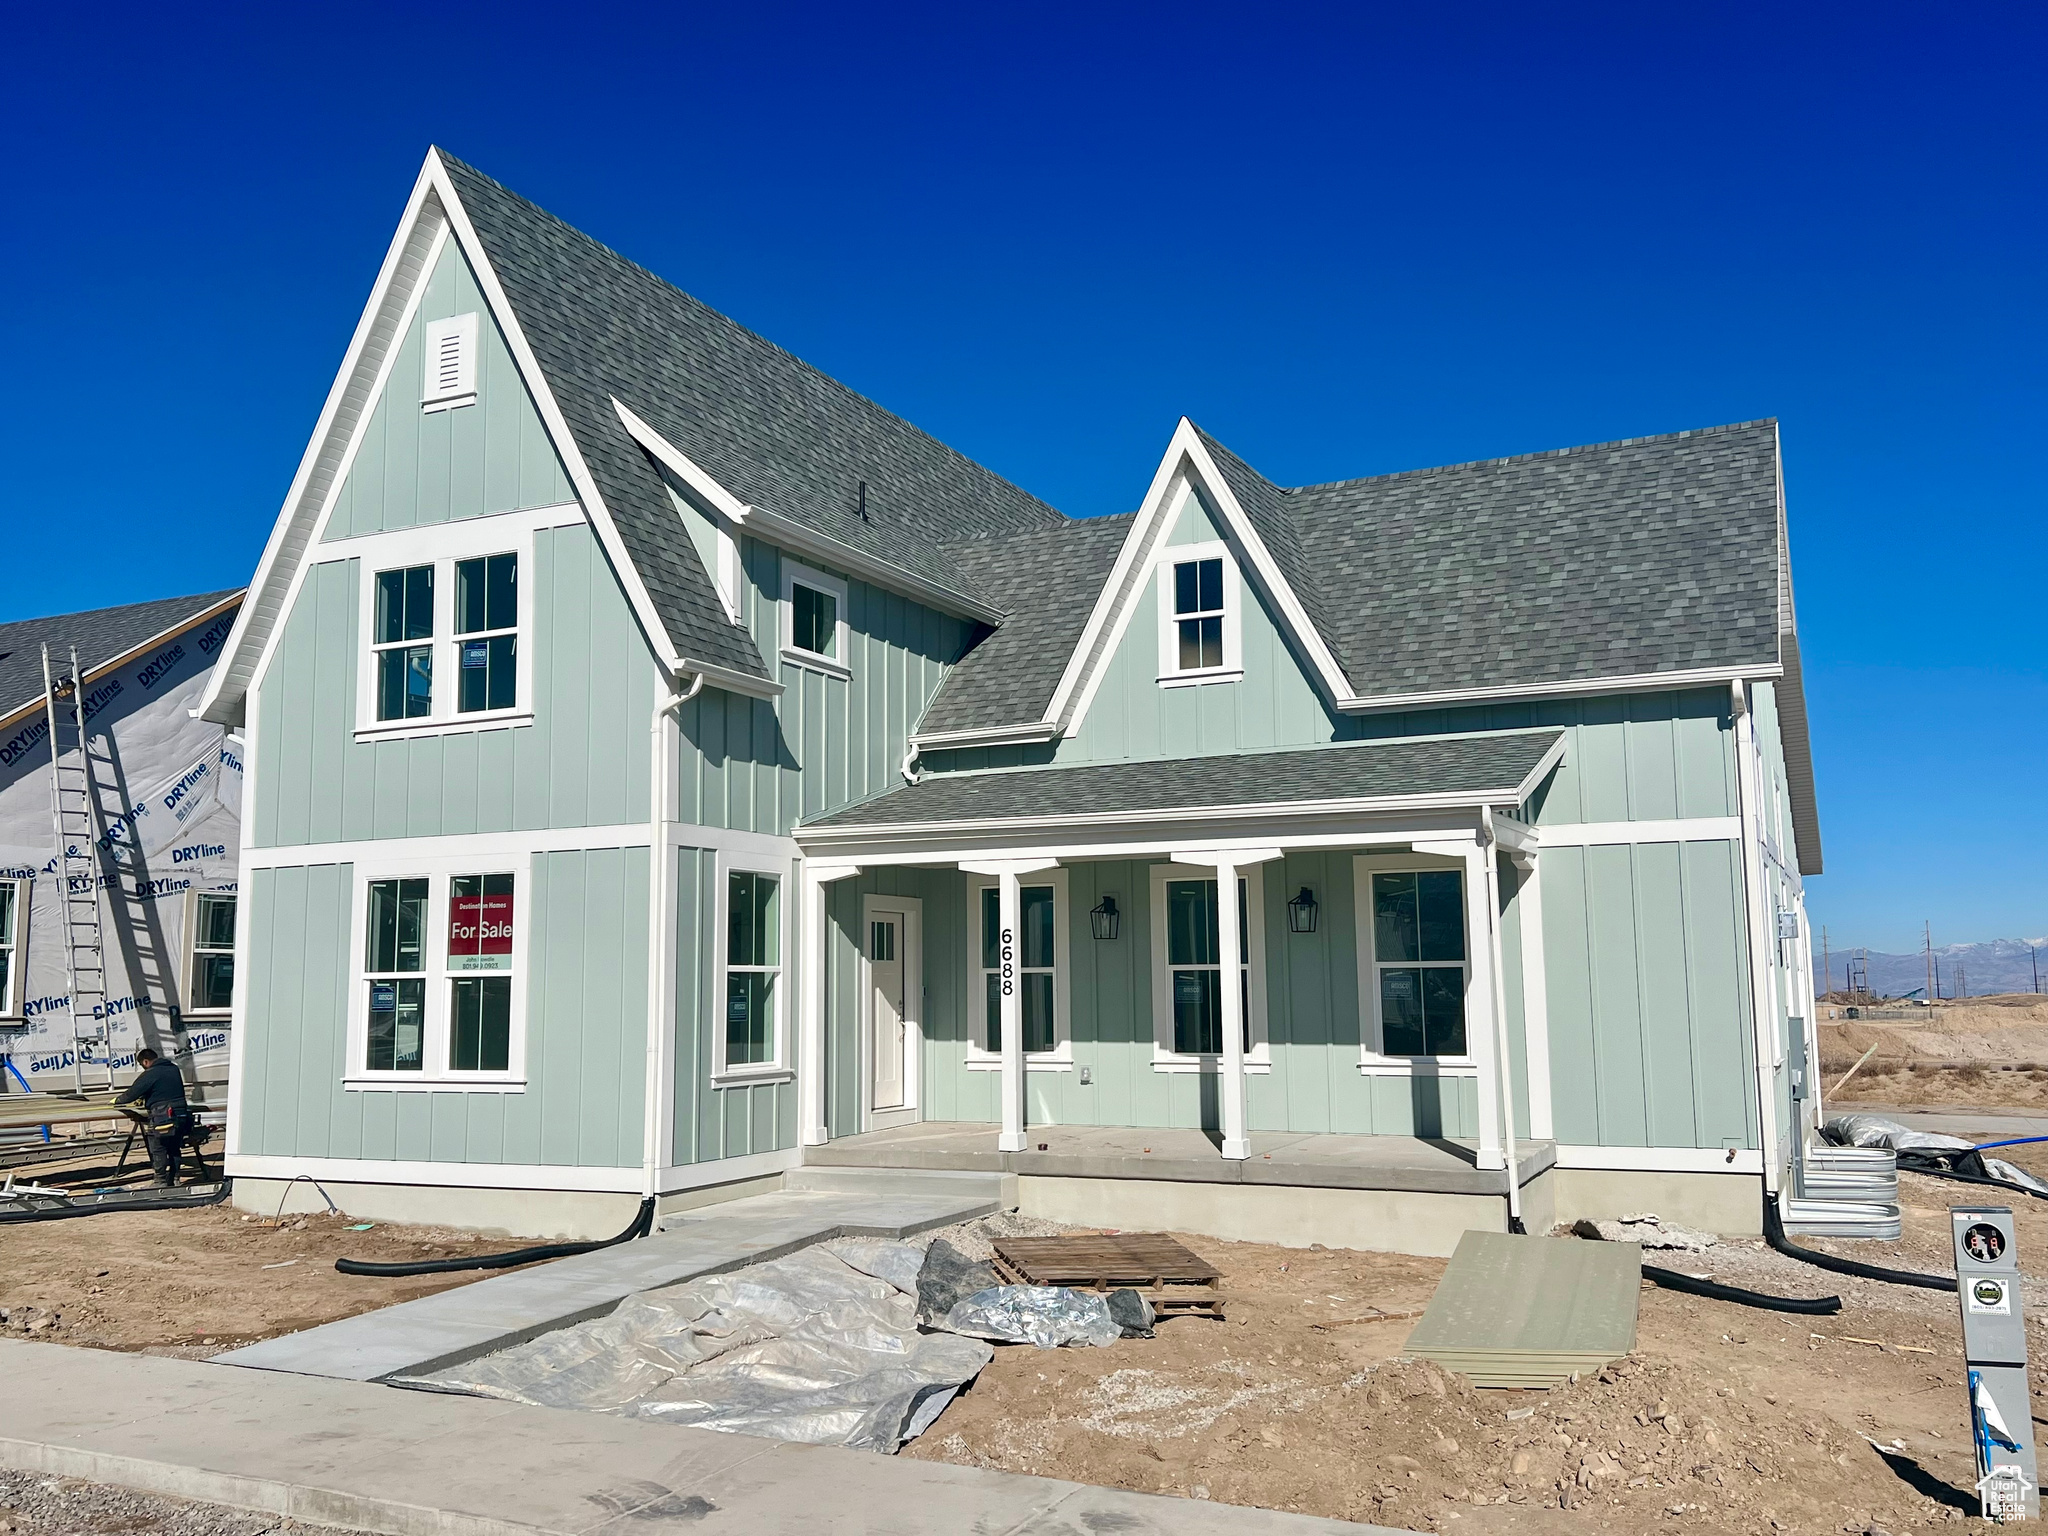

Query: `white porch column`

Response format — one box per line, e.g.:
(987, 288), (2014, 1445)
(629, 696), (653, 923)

(961, 859), (1059, 1154)
(1170, 847), (1282, 1162)
(1416, 835), (1503, 1172)
(799, 860), (862, 1147)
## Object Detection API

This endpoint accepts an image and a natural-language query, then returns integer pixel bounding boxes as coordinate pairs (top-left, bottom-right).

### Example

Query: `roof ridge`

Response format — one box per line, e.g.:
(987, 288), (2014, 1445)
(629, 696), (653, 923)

(433, 149), (1063, 525)
(1284, 418), (1780, 496)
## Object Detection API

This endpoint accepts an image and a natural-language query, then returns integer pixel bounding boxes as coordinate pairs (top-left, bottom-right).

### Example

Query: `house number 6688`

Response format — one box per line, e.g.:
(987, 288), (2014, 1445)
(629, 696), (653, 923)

(1000, 928), (1015, 996)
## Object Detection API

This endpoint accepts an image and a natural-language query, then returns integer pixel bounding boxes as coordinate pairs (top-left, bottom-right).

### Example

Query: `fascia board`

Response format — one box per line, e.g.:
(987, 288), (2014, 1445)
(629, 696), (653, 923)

(196, 162), (445, 725)
(427, 153), (689, 680)
(613, 398), (1007, 629)
(683, 656), (782, 701)
(1335, 664), (1784, 714)
(0, 591), (246, 736)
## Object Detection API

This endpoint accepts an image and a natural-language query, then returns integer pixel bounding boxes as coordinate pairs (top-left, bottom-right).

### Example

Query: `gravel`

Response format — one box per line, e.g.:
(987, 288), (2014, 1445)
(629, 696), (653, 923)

(0, 1469), (356, 1536)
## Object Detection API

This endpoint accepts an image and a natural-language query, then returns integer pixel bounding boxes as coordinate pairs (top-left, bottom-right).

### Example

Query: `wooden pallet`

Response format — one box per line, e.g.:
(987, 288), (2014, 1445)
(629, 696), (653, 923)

(990, 1233), (1226, 1317)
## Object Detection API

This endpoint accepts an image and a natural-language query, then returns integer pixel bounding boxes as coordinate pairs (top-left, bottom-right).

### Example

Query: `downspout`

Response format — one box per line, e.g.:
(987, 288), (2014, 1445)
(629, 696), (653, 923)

(900, 744), (921, 785)
(1480, 808), (1524, 1233)
(1730, 680), (1783, 1196)
(641, 670), (704, 1200)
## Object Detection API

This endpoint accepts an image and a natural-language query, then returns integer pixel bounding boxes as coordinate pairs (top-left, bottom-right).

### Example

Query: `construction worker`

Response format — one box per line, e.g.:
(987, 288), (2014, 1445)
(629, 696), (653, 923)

(115, 1048), (191, 1187)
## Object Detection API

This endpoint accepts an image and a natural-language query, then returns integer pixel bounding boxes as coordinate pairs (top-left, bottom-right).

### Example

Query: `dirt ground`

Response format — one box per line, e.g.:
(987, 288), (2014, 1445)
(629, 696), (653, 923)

(0, 1148), (532, 1356)
(906, 1146), (2048, 1533)
(1820, 994), (2048, 1110)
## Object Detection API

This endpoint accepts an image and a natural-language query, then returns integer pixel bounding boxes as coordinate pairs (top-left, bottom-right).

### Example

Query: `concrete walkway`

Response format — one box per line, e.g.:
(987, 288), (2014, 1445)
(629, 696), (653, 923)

(0, 1341), (1394, 1536)
(217, 1178), (1002, 1382)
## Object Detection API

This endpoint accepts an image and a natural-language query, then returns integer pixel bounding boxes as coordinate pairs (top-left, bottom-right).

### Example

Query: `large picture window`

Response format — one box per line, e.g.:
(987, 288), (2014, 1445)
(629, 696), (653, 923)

(186, 892), (236, 1014)
(1366, 868), (1468, 1058)
(1148, 862), (1269, 1069)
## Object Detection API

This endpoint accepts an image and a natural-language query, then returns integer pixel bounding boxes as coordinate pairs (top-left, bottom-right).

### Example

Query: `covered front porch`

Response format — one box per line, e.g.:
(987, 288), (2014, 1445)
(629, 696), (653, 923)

(785, 730), (1568, 1245)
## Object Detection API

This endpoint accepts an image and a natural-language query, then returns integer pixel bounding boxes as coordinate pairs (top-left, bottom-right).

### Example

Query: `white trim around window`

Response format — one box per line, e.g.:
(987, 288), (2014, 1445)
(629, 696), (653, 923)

(1148, 860), (1271, 1073)
(712, 848), (795, 1085)
(344, 848), (530, 1091)
(964, 868), (1073, 1071)
(779, 559), (851, 681)
(181, 887), (238, 1020)
(0, 874), (27, 1019)
(343, 504), (582, 742)
(1154, 539), (1243, 688)
(1353, 850), (1477, 1076)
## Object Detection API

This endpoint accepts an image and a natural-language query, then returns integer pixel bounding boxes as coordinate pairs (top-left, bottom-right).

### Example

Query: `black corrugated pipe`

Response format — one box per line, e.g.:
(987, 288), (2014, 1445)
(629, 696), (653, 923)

(1640, 1261), (1841, 1315)
(1764, 1191), (1956, 1293)
(335, 1195), (656, 1277)
(0, 1180), (233, 1224)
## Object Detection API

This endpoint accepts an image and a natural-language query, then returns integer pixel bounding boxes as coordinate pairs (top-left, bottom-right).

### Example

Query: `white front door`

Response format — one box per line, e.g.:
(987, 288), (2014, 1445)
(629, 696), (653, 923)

(869, 912), (907, 1111)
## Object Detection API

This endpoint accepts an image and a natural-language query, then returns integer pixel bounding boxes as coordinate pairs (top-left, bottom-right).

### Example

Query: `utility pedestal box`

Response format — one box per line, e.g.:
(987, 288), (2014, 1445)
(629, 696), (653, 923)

(1954, 1205), (2038, 1522)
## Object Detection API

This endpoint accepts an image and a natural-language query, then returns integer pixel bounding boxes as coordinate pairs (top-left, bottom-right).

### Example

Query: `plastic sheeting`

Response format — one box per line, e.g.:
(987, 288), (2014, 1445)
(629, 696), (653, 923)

(1823, 1115), (2048, 1198)
(0, 616), (241, 1092)
(413, 1243), (994, 1453)
(941, 1285), (1123, 1350)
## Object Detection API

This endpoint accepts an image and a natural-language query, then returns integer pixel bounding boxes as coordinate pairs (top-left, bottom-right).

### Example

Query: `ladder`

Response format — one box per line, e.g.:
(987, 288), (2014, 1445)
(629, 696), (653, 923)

(40, 645), (112, 1094)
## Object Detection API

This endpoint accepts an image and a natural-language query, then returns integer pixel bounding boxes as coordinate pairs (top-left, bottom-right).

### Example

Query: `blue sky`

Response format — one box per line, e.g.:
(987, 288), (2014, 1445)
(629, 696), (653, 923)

(3, 4), (2040, 952)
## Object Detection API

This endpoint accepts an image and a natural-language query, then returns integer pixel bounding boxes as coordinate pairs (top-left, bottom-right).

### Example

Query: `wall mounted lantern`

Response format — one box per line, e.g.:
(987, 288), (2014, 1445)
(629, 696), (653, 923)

(1287, 886), (1319, 934)
(1090, 895), (1121, 941)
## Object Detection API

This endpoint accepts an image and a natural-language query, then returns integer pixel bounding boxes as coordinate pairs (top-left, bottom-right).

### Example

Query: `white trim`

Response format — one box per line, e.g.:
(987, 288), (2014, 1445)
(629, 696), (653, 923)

(1552, 1144), (1763, 1175)
(1338, 665), (1785, 715)
(1730, 681), (1783, 1192)
(1509, 851), (1554, 1140)
(1536, 817), (1741, 847)
(799, 859), (861, 1145)
(779, 559), (852, 681)
(655, 1146), (803, 1191)
(1147, 860), (1271, 1071)
(712, 847), (794, 1080)
(1352, 853), (1477, 1070)
(859, 893), (923, 1123)
(611, 398), (1006, 627)
(964, 869), (1073, 1067)
(243, 823), (655, 872)
(910, 720), (1064, 752)
(1154, 536), (1243, 686)
(806, 814), (1505, 869)
(179, 887), (237, 1021)
(344, 849), (529, 1089)
(224, 1153), (641, 1192)
(225, 687), (261, 1153)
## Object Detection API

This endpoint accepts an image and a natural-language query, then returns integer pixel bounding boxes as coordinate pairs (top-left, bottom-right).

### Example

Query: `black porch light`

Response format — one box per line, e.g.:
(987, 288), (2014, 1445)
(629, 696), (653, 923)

(1287, 886), (1319, 934)
(1089, 894), (1121, 941)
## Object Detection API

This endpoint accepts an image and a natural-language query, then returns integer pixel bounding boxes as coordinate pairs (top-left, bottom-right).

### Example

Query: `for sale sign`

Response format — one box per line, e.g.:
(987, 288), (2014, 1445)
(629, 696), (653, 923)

(449, 880), (514, 972)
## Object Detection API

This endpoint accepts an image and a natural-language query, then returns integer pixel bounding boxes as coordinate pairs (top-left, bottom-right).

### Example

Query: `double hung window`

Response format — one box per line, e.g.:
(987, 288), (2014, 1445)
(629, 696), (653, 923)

(0, 879), (23, 1016)
(1147, 863), (1268, 1069)
(1367, 870), (1468, 1057)
(455, 554), (518, 713)
(354, 866), (523, 1085)
(373, 565), (435, 721)
(724, 870), (782, 1071)
(981, 884), (1056, 1054)
(186, 893), (236, 1014)
(1154, 538), (1240, 684)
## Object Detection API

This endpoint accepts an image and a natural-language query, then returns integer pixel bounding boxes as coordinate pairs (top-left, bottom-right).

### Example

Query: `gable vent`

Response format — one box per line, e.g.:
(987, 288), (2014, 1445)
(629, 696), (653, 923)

(421, 312), (479, 412)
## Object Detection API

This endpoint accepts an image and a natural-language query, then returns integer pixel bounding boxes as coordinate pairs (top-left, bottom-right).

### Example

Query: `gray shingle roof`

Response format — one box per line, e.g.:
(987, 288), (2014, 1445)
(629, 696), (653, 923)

(0, 591), (243, 720)
(914, 515), (1133, 737)
(439, 152), (1066, 681)
(1262, 419), (1786, 699)
(803, 729), (1563, 831)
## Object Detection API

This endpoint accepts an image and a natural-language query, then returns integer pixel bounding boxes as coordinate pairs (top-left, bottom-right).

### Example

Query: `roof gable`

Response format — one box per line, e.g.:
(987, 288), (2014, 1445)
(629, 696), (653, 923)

(0, 590), (243, 728)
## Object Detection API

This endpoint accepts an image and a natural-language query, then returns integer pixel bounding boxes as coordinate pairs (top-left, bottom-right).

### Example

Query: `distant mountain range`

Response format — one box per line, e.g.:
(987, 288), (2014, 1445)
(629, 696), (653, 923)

(1816, 937), (2048, 999)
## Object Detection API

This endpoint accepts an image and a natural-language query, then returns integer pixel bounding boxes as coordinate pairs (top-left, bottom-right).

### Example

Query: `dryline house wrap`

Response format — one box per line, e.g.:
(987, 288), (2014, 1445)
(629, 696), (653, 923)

(0, 592), (245, 1095)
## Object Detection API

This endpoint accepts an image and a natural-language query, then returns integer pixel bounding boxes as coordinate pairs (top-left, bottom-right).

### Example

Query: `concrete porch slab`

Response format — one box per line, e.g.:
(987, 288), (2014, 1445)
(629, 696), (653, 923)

(213, 1184), (1000, 1383)
(0, 1340), (1399, 1536)
(806, 1121), (1556, 1195)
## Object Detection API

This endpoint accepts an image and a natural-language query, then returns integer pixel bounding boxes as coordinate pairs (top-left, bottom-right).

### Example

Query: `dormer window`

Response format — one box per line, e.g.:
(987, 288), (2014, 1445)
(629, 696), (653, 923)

(421, 313), (478, 412)
(1155, 540), (1241, 686)
(780, 560), (850, 680)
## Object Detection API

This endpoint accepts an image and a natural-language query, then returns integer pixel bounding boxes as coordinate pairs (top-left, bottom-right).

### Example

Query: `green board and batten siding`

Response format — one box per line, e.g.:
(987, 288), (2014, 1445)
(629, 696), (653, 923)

(251, 525), (656, 848)
(322, 237), (574, 540)
(237, 853), (648, 1168)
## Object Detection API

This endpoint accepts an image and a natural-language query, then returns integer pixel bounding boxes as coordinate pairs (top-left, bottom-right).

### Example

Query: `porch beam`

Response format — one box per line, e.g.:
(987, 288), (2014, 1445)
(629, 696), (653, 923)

(799, 860), (863, 1147)
(960, 859), (1059, 1154)
(1170, 847), (1283, 1162)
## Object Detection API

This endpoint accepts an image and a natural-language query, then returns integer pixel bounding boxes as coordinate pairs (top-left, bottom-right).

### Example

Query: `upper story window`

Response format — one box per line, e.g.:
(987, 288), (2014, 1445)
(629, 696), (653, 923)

(186, 893), (236, 1015)
(0, 878), (23, 1017)
(421, 313), (478, 413)
(358, 539), (531, 739)
(780, 560), (850, 680)
(1363, 868), (1468, 1059)
(1154, 540), (1241, 686)
(353, 865), (523, 1086)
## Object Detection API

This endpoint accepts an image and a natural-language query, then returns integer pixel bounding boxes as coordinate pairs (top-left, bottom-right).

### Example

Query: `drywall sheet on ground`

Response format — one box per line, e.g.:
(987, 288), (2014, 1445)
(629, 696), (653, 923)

(1404, 1231), (1639, 1388)
(411, 1241), (995, 1453)
(0, 624), (240, 1091)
